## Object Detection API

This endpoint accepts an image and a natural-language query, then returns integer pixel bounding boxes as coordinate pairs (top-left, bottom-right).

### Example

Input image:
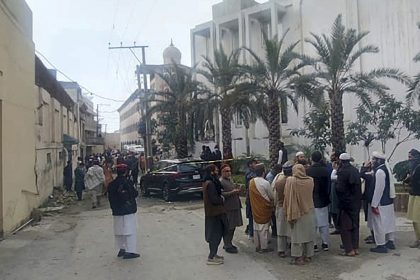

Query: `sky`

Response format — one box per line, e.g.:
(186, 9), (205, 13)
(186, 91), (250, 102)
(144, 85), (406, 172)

(26, 0), (222, 132)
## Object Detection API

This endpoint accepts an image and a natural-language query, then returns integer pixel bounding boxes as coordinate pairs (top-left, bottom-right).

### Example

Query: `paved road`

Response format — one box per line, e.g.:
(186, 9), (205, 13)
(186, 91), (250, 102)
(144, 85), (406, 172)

(1, 195), (420, 280)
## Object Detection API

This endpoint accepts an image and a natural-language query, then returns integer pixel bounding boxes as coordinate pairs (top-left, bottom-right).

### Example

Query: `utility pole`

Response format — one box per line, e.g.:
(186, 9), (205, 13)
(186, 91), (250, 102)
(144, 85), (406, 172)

(109, 43), (152, 171)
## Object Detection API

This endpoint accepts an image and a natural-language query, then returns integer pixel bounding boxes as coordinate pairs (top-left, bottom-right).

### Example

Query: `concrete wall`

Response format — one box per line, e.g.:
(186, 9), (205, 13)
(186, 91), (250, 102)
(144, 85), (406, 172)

(192, 0), (420, 165)
(0, 0), (37, 235)
(104, 133), (121, 150)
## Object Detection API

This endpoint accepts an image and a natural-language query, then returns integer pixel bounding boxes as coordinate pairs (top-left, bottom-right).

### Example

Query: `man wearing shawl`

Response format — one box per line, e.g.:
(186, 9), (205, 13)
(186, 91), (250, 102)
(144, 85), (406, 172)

(84, 160), (105, 208)
(203, 164), (228, 265)
(369, 151), (396, 253)
(284, 164), (316, 265)
(406, 149), (420, 248)
(335, 153), (362, 256)
(219, 164), (243, 254)
(273, 161), (294, 257)
(249, 163), (274, 253)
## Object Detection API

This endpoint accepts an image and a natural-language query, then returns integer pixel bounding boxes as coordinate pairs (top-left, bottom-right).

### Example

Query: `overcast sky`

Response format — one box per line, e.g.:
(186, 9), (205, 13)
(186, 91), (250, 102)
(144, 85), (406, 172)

(26, 0), (222, 132)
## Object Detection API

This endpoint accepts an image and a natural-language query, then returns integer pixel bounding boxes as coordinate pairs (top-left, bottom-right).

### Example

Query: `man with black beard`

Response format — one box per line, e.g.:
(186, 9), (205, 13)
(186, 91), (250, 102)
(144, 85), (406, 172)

(369, 152), (396, 253)
(334, 153), (362, 256)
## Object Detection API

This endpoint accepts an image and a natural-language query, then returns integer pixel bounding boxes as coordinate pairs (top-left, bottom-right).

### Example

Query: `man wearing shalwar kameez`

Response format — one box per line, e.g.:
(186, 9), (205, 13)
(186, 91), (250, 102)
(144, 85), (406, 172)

(406, 149), (420, 248)
(107, 164), (139, 259)
(273, 161), (293, 257)
(85, 160), (105, 208)
(220, 164), (243, 254)
(336, 153), (362, 257)
(369, 152), (396, 253)
(249, 164), (274, 253)
(284, 164), (316, 265)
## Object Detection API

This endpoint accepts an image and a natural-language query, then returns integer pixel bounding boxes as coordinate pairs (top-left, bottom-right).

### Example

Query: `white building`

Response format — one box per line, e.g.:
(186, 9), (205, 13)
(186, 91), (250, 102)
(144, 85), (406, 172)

(191, 0), (420, 164)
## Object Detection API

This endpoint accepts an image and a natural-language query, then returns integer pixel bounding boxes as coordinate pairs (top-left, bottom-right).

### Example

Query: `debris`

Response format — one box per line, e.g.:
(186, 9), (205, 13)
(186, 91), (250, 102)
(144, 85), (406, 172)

(38, 206), (65, 213)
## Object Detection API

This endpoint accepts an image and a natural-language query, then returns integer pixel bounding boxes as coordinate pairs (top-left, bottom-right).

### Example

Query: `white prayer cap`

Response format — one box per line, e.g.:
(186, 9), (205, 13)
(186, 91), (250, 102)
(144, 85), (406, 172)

(339, 153), (351, 160)
(296, 151), (304, 157)
(372, 151), (386, 160)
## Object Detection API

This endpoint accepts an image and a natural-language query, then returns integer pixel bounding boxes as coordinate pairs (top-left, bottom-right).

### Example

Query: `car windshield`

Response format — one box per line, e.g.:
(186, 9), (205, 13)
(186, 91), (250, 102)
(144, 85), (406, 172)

(178, 163), (200, 172)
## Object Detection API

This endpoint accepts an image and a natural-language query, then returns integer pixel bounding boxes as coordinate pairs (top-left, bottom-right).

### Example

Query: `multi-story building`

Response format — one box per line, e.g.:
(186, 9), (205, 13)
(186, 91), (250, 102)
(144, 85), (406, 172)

(191, 0), (420, 164)
(60, 82), (104, 158)
(118, 91), (142, 148)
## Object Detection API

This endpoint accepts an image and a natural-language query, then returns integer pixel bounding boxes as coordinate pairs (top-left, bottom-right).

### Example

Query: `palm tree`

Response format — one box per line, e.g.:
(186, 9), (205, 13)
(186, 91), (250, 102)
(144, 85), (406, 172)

(243, 30), (318, 166)
(408, 22), (420, 105)
(199, 46), (246, 154)
(149, 64), (203, 158)
(301, 14), (408, 153)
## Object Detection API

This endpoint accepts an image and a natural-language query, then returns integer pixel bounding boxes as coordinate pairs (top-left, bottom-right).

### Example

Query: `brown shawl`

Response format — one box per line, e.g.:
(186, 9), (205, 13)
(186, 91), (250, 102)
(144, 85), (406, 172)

(284, 164), (314, 222)
(274, 175), (287, 207)
(249, 178), (273, 224)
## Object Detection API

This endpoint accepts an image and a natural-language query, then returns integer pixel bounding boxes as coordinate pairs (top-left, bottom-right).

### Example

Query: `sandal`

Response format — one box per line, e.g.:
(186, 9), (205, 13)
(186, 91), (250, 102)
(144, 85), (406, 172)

(304, 257), (312, 262)
(290, 257), (305, 265)
(339, 251), (356, 257)
(278, 251), (286, 258)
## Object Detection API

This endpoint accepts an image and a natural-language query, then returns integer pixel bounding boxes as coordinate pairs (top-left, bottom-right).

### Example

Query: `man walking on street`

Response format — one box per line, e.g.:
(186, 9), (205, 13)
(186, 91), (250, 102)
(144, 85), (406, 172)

(249, 164), (274, 253)
(108, 164), (140, 259)
(84, 159), (105, 208)
(369, 152), (396, 253)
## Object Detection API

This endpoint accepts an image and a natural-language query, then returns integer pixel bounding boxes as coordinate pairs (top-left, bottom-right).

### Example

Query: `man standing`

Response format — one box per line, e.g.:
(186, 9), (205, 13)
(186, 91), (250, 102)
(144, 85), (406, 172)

(107, 164), (139, 259)
(245, 159), (257, 238)
(220, 164), (242, 254)
(369, 152), (396, 253)
(74, 161), (86, 201)
(249, 164), (274, 253)
(284, 164), (316, 265)
(213, 145), (222, 168)
(84, 160), (105, 209)
(407, 149), (420, 248)
(273, 161), (293, 257)
(63, 160), (73, 192)
(203, 164), (227, 265)
(329, 152), (341, 234)
(307, 151), (331, 252)
(277, 142), (288, 165)
(335, 153), (362, 256)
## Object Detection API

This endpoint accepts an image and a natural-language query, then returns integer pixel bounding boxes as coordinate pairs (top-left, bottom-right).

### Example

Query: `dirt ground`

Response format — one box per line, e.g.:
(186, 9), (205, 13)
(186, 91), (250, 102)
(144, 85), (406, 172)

(0, 192), (419, 280)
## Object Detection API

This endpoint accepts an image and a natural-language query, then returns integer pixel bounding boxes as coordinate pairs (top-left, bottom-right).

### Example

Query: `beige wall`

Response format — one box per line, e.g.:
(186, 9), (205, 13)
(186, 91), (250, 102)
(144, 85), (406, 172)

(104, 133), (121, 150)
(0, 0), (37, 235)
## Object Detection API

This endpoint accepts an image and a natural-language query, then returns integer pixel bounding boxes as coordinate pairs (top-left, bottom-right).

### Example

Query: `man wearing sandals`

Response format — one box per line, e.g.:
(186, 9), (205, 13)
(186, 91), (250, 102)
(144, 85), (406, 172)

(369, 152), (396, 253)
(284, 164), (316, 265)
(335, 153), (362, 257)
(249, 164), (274, 253)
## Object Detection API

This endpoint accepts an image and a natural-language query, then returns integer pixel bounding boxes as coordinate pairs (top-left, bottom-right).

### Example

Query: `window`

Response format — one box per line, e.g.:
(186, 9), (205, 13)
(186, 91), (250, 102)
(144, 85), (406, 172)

(178, 163), (199, 172)
(235, 111), (243, 127)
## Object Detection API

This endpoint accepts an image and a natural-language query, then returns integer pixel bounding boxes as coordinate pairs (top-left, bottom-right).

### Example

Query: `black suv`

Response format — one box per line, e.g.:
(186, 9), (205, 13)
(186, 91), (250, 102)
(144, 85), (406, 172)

(139, 159), (205, 201)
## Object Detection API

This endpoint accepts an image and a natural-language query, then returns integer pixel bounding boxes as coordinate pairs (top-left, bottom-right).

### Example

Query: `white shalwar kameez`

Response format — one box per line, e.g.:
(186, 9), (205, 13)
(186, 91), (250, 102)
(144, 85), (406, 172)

(113, 213), (138, 253)
(371, 168), (396, 246)
(253, 177), (274, 250)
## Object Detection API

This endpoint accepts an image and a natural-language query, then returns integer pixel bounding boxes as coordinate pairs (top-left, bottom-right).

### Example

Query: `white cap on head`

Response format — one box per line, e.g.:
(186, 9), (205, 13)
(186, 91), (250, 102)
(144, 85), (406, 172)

(296, 151), (304, 157)
(372, 151), (386, 160)
(339, 153), (351, 160)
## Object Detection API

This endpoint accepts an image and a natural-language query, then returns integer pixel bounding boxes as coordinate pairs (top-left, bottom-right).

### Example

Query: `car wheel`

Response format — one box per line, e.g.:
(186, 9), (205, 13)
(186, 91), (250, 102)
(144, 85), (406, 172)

(162, 183), (173, 202)
(140, 180), (150, 197)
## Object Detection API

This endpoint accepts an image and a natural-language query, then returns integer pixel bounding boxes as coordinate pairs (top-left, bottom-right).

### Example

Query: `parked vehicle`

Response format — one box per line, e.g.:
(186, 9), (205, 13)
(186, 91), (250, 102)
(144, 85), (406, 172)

(139, 159), (205, 201)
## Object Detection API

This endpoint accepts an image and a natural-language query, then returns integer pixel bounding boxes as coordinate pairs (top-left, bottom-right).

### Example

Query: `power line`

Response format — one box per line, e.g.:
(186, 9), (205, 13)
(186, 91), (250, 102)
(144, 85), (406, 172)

(35, 50), (125, 103)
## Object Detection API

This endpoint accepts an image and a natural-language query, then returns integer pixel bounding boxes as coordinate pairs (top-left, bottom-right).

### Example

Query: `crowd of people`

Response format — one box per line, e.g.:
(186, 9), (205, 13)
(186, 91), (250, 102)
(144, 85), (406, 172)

(202, 148), (420, 265)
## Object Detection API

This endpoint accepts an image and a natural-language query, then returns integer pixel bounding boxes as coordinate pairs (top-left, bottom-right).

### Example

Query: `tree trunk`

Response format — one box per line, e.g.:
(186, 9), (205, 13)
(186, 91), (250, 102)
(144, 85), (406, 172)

(330, 92), (346, 153)
(176, 110), (188, 158)
(221, 105), (232, 155)
(268, 91), (281, 167)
